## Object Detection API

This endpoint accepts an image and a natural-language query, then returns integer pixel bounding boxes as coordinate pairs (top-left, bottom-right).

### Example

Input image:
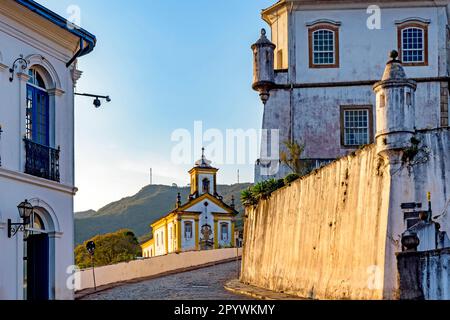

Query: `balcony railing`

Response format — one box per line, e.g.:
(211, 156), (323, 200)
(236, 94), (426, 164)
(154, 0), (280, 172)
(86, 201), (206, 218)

(24, 139), (60, 182)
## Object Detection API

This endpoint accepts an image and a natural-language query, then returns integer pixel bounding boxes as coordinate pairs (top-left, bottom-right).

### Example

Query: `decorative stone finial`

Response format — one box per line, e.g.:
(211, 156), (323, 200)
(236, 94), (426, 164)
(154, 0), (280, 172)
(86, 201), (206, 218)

(401, 230), (420, 252)
(261, 28), (266, 37)
(389, 50), (399, 61)
(230, 195), (235, 209)
(176, 192), (182, 209)
(381, 49), (406, 81)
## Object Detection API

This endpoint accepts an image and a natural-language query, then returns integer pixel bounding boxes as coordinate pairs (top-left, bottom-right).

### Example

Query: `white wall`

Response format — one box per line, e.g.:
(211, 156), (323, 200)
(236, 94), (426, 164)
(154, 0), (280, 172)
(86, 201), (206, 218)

(0, 2), (82, 300)
(293, 7), (446, 83)
(77, 248), (242, 292)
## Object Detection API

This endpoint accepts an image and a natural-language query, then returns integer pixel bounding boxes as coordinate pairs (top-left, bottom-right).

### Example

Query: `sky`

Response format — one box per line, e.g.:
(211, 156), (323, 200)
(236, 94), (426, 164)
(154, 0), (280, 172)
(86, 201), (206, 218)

(39, 0), (275, 212)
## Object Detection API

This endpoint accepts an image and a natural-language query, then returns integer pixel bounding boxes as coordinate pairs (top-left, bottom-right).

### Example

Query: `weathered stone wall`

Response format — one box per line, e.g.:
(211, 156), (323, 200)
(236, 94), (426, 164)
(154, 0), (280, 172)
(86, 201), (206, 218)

(397, 248), (450, 300)
(243, 128), (450, 300)
(242, 144), (392, 300)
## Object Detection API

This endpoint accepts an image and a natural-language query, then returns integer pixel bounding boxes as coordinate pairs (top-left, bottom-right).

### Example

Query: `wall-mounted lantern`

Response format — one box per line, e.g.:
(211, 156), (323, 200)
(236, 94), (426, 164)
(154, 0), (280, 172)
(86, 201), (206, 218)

(8, 199), (33, 238)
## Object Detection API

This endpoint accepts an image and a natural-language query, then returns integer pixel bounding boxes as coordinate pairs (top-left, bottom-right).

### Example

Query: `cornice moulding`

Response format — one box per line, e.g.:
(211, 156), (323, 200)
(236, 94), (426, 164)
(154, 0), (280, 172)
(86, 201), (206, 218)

(0, 167), (77, 195)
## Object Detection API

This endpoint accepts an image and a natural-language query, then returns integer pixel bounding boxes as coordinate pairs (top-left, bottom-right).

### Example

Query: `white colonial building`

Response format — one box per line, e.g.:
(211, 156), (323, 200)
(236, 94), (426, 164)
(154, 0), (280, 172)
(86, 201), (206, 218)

(0, 0), (96, 300)
(253, 0), (450, 180)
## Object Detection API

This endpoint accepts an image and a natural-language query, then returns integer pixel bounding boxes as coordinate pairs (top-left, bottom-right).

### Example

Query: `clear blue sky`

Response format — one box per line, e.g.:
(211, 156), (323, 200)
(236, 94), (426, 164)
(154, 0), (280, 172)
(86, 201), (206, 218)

(39, 0), (274, 211)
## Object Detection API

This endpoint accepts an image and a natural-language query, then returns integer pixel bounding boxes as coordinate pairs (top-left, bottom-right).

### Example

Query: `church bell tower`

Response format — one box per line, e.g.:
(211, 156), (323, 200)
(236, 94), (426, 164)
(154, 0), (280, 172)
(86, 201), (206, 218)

(189, 148), (218, 198)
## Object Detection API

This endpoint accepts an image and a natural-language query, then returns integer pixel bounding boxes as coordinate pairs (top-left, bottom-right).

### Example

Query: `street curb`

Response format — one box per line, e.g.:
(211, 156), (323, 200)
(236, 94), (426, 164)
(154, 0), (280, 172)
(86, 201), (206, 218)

(224, 279), (305, 300)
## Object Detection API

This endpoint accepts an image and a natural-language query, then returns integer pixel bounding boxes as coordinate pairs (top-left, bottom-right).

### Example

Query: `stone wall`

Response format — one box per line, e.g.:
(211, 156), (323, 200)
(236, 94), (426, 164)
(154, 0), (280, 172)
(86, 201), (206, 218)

(242, 144), (392, 300)
(242, 128), (450, 300)
(397, 248), (450, 300)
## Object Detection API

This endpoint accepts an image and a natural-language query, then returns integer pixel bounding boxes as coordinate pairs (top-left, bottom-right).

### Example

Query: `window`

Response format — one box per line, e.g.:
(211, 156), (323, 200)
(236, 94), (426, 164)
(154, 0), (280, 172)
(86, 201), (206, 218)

(202, 178), (210, 194)
(26, 68), (49, 146)
(398, 22), (428, 66)
(340, 106), (373, 147)
(276, 49), (283, 70)
(220, 223), (228, 241)
(184, 221), (193, 240)
(309, 24), (339, 68)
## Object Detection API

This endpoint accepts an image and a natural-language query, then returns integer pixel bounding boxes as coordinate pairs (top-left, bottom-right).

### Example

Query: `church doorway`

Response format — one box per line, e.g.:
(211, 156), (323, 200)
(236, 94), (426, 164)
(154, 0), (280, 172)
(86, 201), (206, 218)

(200, 224), (214, 250)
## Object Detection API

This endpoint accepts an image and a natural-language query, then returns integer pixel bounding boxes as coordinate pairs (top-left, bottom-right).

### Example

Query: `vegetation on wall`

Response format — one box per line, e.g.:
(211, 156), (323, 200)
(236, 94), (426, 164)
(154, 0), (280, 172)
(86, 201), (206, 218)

(74, 229), (141, 269)
(241, 173), (301, 207)
(280, 140), (307, 176)
(242, 140), (305, 207)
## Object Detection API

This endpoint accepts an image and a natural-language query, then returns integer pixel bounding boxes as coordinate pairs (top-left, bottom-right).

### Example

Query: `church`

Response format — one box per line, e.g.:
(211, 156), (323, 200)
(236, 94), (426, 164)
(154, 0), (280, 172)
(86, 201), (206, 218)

(141, 150), (238, 258)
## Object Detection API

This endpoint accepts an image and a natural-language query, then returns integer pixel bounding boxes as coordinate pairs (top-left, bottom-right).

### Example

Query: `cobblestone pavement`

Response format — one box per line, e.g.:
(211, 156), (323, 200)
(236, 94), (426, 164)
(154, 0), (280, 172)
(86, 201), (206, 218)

(82, 261), (249, 300)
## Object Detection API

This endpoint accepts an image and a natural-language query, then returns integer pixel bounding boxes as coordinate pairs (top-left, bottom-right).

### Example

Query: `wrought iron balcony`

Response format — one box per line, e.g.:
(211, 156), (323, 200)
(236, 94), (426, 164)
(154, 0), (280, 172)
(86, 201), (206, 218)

(24, 139), (60, 182)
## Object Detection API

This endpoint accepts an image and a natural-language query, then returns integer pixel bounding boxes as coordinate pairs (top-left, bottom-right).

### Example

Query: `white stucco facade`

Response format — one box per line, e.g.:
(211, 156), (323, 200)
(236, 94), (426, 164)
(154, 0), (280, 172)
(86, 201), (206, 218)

(254, 0), (450, 181)
(0, 0), (96, 300)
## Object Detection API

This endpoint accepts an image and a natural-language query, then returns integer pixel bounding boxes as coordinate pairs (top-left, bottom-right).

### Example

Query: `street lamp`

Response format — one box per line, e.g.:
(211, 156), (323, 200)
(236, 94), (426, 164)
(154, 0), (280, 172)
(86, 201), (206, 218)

(8, 199), (33, 238)
(86, 241), (97, 291)
(75, 93), (111, 108)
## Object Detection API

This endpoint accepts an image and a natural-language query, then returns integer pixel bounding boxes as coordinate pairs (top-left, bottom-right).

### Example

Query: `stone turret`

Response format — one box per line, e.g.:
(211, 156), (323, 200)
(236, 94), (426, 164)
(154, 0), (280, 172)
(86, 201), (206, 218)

(251, 28), (276, 105)
(373, 50), (417, 155)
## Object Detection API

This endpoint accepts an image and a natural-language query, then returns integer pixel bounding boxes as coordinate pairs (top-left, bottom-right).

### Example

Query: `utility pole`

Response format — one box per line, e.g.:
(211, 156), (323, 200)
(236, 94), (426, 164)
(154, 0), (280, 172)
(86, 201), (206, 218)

(150, 168), (153, 185)
(237, 169), (240, 184)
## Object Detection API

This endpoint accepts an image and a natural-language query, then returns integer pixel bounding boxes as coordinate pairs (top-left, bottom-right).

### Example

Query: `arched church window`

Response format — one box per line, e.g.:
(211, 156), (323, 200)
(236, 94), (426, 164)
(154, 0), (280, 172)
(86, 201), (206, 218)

(202, 178), (210, 193)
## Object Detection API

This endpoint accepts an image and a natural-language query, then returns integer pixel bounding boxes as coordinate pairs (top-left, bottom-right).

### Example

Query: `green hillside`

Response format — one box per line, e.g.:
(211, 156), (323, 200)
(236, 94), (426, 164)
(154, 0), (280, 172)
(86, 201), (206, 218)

(74, 183), (251, 245)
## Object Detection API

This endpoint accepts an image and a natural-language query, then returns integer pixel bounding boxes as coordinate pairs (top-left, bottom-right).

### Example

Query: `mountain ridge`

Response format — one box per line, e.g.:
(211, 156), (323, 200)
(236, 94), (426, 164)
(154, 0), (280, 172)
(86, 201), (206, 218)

(74, 183), (251, 245)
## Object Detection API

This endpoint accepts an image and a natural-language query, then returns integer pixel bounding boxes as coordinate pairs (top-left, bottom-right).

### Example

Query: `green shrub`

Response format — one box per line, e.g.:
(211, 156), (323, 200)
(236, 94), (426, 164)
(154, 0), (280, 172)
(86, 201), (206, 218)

(75, 229), (141, 269)
(284, 173), (300, 184)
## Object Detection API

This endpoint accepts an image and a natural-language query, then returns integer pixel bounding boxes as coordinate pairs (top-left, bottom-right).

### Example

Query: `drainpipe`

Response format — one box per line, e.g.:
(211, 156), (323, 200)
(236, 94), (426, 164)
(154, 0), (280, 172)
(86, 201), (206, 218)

(66, 39), (84, 68)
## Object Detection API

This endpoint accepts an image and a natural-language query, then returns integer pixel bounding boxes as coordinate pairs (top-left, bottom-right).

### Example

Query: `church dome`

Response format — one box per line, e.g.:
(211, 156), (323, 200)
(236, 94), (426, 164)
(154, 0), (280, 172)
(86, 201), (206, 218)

(194, 148), (213, 168)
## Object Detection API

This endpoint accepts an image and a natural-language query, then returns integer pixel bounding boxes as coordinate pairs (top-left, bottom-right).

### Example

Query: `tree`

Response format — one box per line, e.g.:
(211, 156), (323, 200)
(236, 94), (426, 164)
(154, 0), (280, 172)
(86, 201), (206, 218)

(75, 229), (141, 269)
(279, 140), (306, 176)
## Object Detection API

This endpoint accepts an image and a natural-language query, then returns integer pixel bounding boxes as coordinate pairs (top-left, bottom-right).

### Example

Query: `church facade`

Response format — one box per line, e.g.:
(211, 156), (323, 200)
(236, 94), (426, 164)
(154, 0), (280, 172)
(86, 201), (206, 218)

(0, 0), (96, 299)
(253, 0), (450, 181)
(141, 150), (238, 258)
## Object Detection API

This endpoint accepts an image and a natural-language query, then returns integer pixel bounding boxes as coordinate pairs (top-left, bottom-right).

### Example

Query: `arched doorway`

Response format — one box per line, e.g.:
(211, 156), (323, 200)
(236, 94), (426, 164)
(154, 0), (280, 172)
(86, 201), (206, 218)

(24, 206), (56, 300)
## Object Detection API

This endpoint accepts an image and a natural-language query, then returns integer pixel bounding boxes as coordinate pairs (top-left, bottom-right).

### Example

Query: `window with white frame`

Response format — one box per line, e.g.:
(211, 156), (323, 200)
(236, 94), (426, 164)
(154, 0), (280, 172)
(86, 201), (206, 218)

(184, 221), (193, 240)
(309, 24), (339, 68)
(313, 29), (335, 64)
(341, 106), (373, 147)
(398, 22), (428, 66)
(220, 223), (228, 241)
(402, 27), (424, 63)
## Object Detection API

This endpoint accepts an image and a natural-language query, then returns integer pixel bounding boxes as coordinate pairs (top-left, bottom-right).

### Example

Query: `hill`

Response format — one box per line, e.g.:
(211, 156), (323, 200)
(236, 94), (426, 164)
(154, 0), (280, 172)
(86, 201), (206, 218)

(74, 183), (251, 245)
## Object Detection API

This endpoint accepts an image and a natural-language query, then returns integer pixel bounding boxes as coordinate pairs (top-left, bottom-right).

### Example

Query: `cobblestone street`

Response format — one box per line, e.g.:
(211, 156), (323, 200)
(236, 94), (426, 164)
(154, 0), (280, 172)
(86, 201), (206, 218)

(82, 261), (249, 300)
